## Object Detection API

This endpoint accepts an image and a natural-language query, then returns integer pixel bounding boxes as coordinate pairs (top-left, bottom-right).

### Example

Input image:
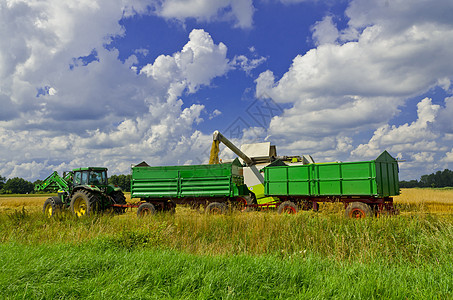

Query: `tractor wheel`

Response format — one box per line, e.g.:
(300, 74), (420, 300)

(206, 202), (227, 215)
(111, 191), (127, 214)
(137, 202), (156, 217)
(43, 196), (63, 218)
(70, 190), (99, 217)
(277, 201), (298, 214)
(345, 202), (373, 219)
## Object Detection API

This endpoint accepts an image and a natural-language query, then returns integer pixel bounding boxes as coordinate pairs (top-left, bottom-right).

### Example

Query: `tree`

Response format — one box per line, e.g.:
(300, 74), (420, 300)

(109, 174), (131, 192)
(0, 175), (5, 190)
(2, 177), (34, 194)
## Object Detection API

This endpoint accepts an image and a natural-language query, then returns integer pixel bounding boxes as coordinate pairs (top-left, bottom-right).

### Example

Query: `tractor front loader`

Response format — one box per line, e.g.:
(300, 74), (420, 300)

(35, 167), (126, 217)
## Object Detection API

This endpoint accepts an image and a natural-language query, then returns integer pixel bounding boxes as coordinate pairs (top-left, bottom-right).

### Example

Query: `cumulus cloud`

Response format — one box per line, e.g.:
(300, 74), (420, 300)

(0, 0), (233, 180)
(154, 0), (254, 28)
(352, 98), (440, 158)
(141, 29), (229, 93)
(311, 16), (339, 46)
(255, 0), (453, 178)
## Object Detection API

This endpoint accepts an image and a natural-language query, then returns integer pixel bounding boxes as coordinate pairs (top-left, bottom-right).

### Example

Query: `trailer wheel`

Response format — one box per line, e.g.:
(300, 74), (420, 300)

(137, 202), (156, 217)
(278, 201), (298, 214)
(43, 196), (62, 218)
(206, 202), (227, 215)
(70, 190), (99, 217)
(345, 202), (373, 219)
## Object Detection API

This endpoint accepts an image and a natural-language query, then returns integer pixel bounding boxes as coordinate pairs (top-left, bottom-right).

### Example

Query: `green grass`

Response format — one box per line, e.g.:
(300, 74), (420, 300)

(1, 242), (452, 299)
(1, 203), (453, 298)
(1, 208), (453, 264)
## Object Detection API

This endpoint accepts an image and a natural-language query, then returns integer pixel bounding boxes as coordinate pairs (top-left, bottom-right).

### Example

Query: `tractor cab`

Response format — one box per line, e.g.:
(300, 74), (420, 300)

(72, 167), (108, 187)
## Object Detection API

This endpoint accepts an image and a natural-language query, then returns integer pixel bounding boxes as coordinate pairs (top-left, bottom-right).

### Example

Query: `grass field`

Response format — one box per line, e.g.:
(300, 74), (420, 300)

(1, 189), (453, 298)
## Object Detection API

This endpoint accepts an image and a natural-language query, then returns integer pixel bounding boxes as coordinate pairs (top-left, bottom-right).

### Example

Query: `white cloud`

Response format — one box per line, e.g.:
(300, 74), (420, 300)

(0, 0), (232, 181)
(441, 149), (453, 163)
(311, 16), (339, 46)
(155, 0), (254, 28)
(141, 29), (229, 93)
(231, 54), (267, 75)
(254, 0), (453, 178)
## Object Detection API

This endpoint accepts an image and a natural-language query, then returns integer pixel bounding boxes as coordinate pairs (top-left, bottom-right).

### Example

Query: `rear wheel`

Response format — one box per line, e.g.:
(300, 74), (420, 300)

(137, 202), (156, 217)
(70, 190), (99, 217)
(206, 202), (227, 214)
(278, 201), (298, 214)
(345, 202), (373, 219)
(111, 191), (127, 214)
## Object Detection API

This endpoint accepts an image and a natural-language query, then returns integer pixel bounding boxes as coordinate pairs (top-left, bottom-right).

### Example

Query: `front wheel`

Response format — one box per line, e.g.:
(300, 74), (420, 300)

(43, 196), (63, 218)
(278, 201), (298, 214)
(345, 202), (373, 219)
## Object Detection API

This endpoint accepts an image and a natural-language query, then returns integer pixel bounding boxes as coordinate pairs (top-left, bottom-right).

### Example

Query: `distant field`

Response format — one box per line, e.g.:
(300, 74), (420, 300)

(1, 189), (452, 298)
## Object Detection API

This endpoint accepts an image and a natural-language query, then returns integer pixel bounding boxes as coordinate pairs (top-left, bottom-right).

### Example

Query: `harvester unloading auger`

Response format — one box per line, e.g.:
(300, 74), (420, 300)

(208, 130), (315, 209)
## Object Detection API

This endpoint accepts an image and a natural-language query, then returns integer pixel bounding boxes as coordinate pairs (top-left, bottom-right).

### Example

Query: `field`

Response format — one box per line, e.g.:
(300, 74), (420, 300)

(1, 189), (453, 298)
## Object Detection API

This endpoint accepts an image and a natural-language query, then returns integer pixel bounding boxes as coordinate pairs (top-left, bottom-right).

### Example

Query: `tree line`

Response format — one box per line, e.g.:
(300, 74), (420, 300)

(0, 176), (35, 194)
(0, 174), (131, 194)
(1, 168), (452, 194)
(400, 169), (453, 188)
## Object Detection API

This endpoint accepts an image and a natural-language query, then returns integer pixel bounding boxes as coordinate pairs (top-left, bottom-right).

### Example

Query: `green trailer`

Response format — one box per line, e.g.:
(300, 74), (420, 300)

(263, 151), (399, 218)
(131, 158), (252, 216)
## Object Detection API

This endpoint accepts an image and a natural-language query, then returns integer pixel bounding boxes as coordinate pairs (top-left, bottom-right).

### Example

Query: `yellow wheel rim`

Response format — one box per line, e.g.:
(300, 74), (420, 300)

(45, 203), (53, 218)
(74, 197), (88, 217)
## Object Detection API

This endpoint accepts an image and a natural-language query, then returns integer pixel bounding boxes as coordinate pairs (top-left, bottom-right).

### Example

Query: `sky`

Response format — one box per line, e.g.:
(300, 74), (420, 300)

(1, 0), (453, 182)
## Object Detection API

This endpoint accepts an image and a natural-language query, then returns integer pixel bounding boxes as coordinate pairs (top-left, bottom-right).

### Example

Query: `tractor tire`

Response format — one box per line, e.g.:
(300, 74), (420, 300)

(345, 202), (373, 219)
(43, 196), (63, 218)
(206, 202), (227, 215)
(277, 201), (298, 214)
(111, 191), (127, 214)
(137, 202), (156, 217)
(70, 190), (99, 217)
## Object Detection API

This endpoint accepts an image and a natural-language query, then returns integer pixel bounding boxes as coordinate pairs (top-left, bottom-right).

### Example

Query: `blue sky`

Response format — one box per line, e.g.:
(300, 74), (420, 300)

(1, 0), (453, 181)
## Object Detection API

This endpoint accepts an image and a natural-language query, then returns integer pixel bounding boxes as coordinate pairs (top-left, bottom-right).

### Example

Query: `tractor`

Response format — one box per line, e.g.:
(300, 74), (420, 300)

(35, 167), (126, 217)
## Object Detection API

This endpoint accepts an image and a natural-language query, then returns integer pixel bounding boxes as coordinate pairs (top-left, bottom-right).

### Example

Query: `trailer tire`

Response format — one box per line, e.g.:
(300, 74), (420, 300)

(278, 201), (298, 214)
(70, 190), (99, 217)
(43, 196), (62, 218)
(345, 202), (373, 219)
(206, 202), (227, 215)
(137, 202), (156, 217)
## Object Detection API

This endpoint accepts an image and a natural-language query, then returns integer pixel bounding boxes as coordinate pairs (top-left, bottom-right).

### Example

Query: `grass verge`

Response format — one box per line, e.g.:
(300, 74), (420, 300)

(1, 242), (452, 299)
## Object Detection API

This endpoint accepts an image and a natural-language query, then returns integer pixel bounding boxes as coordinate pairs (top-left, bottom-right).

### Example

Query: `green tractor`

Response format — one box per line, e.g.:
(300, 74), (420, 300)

(35, 167), (126, 217)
